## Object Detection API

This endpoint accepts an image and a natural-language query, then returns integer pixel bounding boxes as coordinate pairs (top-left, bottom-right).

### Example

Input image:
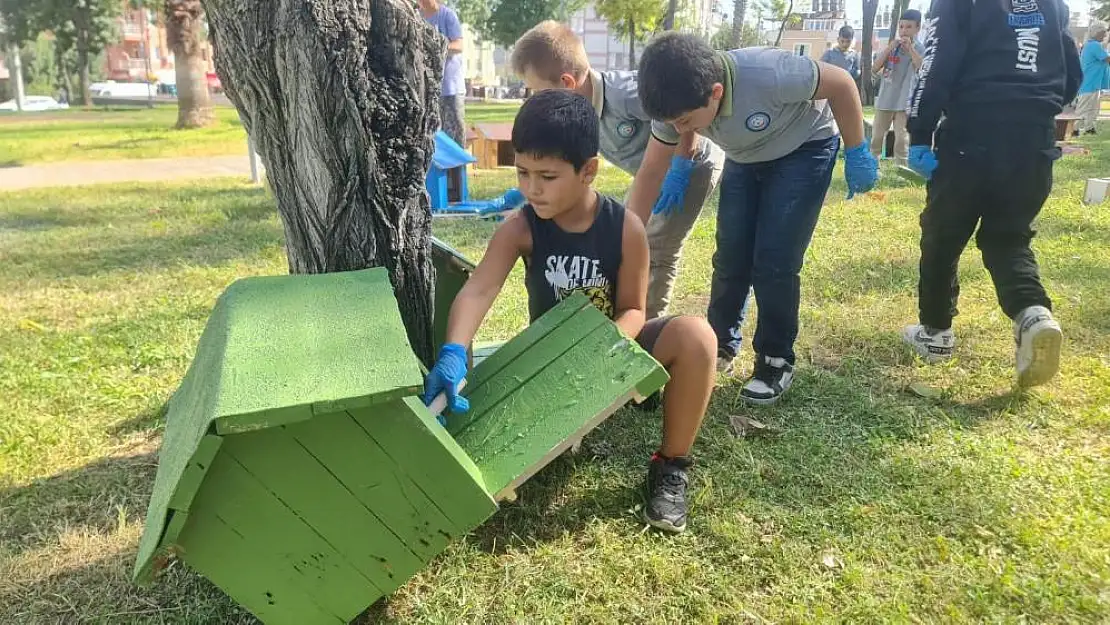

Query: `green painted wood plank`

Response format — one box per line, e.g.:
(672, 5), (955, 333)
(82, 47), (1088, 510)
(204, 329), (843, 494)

(188, 448), (380, 620)
(179, 508), (344, 625)
(167, 434), (222, 512)
(352, 398), (497, 533)
(455, 322), (668, 497)
(285, 412), (459, 560)
(432, 237), (475, 355)
(447, 306), (608, 437)
(136, 268), (425, 581)
(463, 293), (591, 394)
(220, 428), (423, 595)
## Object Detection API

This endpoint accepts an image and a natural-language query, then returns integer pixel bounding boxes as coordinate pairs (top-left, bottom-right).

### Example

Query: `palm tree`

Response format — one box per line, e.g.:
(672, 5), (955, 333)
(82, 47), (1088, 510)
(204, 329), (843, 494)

(165, 0), (213, 128)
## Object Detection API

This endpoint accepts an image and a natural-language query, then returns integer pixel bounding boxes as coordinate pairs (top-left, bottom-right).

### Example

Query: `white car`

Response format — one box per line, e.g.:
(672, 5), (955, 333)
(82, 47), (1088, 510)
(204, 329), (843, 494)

(0, 95), (70, 111)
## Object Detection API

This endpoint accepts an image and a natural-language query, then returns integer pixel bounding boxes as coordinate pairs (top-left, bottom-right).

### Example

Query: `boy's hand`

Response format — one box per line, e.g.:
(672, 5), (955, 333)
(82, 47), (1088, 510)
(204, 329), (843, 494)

(907, 145), (938, 180)
(844, 140), (879, 199)
(422, 343), (470, 420)
(652, 155), (696, 217)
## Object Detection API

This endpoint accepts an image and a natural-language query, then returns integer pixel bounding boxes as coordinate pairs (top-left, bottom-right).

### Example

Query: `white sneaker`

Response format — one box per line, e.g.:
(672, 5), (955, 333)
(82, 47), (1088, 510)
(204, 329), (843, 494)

(717, 352), (736, 375)
(1014, 306), (1062, 388)
(902, 325), (956, 363)
(740, 355), (795, 405)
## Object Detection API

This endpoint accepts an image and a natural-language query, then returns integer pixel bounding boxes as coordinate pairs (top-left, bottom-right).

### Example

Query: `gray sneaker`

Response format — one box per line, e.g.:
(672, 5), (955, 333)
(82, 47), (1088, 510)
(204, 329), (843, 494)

(644, 454), (692, 533)
(902, 324), (956, 363)
(1014, 306), (1062, 388)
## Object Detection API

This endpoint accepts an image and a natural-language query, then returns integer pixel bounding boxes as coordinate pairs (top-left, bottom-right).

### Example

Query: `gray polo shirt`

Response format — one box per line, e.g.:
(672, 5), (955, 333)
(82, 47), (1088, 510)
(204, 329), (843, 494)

(591, 69), (717, 174)
(875, 41), (925, 112)
(651, 48), (837, 164)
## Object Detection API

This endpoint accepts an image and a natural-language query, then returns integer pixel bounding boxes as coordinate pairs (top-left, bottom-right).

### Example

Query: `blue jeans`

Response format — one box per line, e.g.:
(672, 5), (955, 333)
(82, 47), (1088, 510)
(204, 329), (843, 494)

(708, 136), (840, 364)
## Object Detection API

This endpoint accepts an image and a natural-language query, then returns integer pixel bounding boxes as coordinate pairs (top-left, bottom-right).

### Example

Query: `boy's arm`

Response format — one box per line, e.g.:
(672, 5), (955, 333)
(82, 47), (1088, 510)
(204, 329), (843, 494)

(873, 41), (893, 75)
(906, 39), (925, 70)
(906, 0), (970, 146)
(444, 8), (464, 54)
(443, 212), (526, 347)
(613, 210), (649, 339)
(813, 62), (866, 149)
(626, 132), (678, 224)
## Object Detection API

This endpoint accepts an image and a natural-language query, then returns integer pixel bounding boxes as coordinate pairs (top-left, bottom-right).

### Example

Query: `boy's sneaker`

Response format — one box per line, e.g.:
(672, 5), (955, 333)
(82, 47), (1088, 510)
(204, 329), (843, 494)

(644, 453), (692, 533)
(1014, 306), (1062, 388)
(716, 351), (736, 375)
(902, 324), (955, 363)
(740, 355), (794, 405)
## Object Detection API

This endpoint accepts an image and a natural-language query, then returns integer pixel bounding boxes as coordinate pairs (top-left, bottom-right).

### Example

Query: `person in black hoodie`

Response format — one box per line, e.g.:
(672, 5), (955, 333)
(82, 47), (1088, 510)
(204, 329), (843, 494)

(902, 0), (1081, 389)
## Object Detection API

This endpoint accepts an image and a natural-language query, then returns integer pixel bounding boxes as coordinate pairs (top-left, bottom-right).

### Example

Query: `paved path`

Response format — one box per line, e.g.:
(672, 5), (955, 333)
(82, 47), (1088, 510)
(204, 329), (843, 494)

(0, 155), (258, 191)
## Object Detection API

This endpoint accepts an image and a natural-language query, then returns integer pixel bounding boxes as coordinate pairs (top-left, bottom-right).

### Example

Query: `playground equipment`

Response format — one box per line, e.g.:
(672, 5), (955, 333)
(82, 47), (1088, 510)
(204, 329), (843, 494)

(426, 130), (525, 217)
(133, 264), (667, 624)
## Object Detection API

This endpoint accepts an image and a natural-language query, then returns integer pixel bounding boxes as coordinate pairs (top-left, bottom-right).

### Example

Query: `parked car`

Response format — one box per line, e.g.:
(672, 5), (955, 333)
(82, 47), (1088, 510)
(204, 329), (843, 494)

(89, 81), (156, 98)
(0, 95), (70, 111)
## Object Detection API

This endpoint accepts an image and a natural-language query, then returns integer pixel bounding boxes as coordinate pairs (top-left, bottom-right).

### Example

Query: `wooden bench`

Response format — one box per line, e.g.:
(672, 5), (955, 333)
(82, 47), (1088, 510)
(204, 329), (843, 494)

(133, 268), (667, 625)
(1056, 114), (1081, 141)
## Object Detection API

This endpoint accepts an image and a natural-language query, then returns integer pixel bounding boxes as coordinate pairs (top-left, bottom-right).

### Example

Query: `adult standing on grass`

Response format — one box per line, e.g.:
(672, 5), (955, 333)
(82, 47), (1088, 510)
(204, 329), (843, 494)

(821, 26), (861, 84)
(902, 0), (1080, 388)
(421, 0), (467, 146)
(1074, 21), (1110, 137)
(871, 10), (925, 167)
(510, 21), (726, 319)
(628, 33), (879, 405)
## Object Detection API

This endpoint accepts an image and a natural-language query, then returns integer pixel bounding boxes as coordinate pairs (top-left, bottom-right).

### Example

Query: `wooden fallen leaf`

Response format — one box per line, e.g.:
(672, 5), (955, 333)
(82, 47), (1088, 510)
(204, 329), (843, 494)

(821, 551), (843, 570)
(729, 414), (778, 438)
(18, 318), (45, 332)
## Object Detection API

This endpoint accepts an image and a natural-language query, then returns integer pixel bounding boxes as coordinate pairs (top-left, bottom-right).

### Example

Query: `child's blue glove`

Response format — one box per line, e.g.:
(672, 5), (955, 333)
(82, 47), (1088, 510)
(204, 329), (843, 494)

(652, 155), (696, 217)
(844, 141), (880, 200)
(488, 188), (526, 212)
(422, 343), (469, 423)
(907, 145), (938, 181)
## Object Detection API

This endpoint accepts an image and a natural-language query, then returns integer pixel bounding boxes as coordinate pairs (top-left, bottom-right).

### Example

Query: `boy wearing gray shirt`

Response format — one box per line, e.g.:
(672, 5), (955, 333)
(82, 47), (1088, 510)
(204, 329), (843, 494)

(871, 9), (925, 166)
(629, 33), (878, 405)
(511, 21), (726, 319)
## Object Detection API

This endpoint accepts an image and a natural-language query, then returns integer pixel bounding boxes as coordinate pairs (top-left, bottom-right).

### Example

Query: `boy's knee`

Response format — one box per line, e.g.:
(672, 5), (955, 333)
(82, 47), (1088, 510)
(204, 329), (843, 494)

(666, 316), (717, 363)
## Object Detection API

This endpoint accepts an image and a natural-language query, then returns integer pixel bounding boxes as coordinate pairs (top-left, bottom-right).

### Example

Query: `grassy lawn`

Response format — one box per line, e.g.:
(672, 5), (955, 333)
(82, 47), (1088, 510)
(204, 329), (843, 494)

(1, 135), (1109, 623)
(0, 102), (521, 166)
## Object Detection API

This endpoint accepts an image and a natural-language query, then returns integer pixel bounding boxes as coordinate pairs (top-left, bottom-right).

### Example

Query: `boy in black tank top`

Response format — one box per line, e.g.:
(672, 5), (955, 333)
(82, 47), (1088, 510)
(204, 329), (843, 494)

(423, 90), (718, 534)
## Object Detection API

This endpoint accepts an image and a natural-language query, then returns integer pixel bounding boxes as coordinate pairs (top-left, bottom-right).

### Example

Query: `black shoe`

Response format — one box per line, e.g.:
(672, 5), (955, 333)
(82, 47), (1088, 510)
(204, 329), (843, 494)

(644, 454), (692, 533)
(740, 355), (795, 405)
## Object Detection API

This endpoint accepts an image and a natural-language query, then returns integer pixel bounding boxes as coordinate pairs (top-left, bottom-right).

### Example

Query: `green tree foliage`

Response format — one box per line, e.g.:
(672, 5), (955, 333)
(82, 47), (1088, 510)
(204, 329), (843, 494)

(478, 0), (585, 49)
(711, 18), (761, 49)
(757, 0), (799, 47)
(593, 0), (665, 68)
(1095, 1), (1110, 22)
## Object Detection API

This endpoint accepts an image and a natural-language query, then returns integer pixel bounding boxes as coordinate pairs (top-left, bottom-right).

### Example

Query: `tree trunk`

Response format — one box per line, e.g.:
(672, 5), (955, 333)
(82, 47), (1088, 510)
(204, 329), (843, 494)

(629, 20), (636, 69)
(730, 0), (747, 48)
(202, 0), (443, 365)
(166, 0), (214, 128)
(773, 1), (792, 49)
(861, 0), (877, 105)
(76, 47), (91, 106)
(662, 0), (678, 30)
(888, 0), (908, 42)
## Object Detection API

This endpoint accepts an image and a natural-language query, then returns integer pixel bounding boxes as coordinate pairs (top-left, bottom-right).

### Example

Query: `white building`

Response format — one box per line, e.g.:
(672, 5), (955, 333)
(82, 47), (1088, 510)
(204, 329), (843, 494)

(566, 1), (723, 72)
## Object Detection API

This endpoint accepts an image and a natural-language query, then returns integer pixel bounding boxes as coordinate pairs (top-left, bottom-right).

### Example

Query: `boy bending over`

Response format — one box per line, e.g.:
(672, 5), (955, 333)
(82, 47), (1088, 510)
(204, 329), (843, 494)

(423, 90), (718, 533)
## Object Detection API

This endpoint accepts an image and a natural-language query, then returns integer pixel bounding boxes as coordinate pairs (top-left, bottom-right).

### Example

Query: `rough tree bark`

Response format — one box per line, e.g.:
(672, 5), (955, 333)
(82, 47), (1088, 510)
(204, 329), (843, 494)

(861, 0), (878, 105)
(730, 0), (747, 48)
(166, 0), (214, 128)
(628, 20), (636, 70)
(202, 0), (443, 365)
(662, 0), (678, 30)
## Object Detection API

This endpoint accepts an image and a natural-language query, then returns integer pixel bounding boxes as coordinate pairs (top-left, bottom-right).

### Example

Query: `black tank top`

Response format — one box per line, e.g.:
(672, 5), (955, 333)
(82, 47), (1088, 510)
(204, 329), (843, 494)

(522, 194), (625, 323)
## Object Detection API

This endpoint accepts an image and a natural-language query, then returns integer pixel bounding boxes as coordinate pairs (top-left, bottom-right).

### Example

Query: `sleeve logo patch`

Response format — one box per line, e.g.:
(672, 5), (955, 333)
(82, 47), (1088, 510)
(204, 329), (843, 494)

(746, 112), (771, 132)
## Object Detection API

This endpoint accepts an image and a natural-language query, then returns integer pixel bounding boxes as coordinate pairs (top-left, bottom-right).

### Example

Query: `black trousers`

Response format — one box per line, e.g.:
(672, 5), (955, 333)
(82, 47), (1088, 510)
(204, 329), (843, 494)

(918, 121), (1057, 330)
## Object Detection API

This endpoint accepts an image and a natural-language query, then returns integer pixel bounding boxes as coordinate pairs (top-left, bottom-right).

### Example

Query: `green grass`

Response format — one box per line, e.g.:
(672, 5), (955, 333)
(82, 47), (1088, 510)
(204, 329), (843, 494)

(0, 102), (521, 166)
(1, 134), (1109, 623)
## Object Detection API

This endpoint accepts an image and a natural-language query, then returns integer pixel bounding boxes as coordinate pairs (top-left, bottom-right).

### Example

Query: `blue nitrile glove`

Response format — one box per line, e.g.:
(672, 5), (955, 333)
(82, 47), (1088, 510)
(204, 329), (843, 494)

(907, 145), (938, 181)
(486, 188), (526, 213)
(652, 155), (696, 216)
(844, 140), (880, 200)
(422, 343), (470, 420)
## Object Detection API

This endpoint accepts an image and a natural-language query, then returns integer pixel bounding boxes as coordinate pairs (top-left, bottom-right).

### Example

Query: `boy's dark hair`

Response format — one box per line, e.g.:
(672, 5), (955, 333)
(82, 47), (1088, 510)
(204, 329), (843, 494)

(838, 25), (854, 39)
(511, 90), (598, 171)
(637, 32), (720, 121)
(900, 9), (922, 25)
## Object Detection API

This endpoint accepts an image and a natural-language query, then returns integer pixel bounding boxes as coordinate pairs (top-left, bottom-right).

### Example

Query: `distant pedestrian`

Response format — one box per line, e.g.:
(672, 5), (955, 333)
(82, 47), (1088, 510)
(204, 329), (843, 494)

(1074, 21), (1110, 136)
(871, 10), (925, 166)
(821, 26), (861, 82)
(420, 0), (467, 145)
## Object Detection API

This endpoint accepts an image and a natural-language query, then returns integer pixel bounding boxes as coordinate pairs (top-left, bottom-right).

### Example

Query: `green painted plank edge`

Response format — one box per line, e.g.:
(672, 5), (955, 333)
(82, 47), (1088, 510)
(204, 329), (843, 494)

(464, 293), (592, 395)
(432, 236), (476, 355)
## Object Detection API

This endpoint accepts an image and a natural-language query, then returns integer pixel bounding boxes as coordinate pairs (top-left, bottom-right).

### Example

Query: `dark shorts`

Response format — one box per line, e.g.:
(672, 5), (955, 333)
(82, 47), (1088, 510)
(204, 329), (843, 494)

(636, 315), (675, 355)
